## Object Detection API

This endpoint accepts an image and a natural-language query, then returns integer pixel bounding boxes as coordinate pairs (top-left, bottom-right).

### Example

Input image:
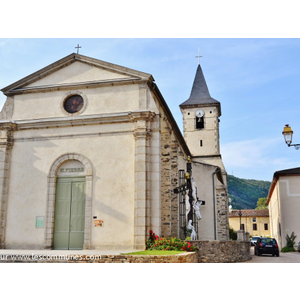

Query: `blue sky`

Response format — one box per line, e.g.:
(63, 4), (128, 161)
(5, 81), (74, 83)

(1, 38), (300, 182)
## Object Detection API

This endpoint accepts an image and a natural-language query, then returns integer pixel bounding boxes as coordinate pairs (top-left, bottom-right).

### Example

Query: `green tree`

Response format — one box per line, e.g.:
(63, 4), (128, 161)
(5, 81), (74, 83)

(255, 197), (268, 210)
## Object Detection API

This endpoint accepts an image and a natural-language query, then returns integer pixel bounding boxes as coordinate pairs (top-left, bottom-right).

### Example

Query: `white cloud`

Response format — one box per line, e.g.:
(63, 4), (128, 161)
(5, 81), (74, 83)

(222, 139), (272, 168)
(221, 137), (300, 180)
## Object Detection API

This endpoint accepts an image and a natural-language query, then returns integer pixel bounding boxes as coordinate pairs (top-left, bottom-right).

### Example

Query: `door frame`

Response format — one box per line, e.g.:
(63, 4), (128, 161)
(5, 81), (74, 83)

(44, 153), (93, 250)
(53, 176), (86, 250)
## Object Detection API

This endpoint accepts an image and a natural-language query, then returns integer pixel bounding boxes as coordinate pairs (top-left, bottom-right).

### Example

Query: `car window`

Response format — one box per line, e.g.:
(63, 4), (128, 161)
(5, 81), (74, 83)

(261, 238), (276, 245)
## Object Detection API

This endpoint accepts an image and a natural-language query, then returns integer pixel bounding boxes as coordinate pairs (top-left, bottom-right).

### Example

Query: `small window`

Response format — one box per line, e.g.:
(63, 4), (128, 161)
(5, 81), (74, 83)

(241, 224), (245, 230)
(64, 94), (84, 113)
(200, 140), (203, 147)
(252, 217), (256, 222)
(196, 117), (204, 129)
(253, 224), (257, 231)
(264, 223), (268, 230)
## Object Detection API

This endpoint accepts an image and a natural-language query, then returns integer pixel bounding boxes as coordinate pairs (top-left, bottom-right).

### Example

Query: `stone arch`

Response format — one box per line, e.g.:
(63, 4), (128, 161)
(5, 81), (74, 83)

(44, 153), (93, 249)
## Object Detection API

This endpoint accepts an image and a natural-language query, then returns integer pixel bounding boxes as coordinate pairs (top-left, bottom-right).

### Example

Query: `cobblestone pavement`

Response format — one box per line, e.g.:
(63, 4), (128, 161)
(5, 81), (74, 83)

(242, 246), (300, 263)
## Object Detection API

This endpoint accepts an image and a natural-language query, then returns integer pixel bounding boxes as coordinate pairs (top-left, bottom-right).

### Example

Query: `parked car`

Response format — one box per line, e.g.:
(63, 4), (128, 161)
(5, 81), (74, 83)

(298, 242), (300, 252)
(254, 237), (279, 257)
(251, 236), (260, 246)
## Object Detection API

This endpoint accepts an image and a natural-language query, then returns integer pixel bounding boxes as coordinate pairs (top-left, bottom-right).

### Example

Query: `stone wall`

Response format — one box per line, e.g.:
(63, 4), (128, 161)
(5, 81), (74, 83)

(160, 117), (183, 238)
(190, 240), (251, 263)
(216, 187), (229, 240)
(84, 252), (198, 263)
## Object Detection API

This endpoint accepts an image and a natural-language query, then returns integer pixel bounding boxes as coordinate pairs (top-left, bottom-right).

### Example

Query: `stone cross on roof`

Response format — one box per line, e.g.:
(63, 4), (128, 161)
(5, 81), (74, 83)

(75, 44), (82, 54)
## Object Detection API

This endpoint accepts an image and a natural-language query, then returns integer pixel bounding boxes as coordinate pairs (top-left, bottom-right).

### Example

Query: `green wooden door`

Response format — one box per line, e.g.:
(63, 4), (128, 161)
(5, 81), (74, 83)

(53, 177), (86, 250)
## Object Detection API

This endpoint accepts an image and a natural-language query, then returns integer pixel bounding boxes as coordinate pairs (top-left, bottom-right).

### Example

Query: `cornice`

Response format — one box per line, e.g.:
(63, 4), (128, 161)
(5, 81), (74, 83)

(4, 77), (147, 96)
(0, 111), (158, 131)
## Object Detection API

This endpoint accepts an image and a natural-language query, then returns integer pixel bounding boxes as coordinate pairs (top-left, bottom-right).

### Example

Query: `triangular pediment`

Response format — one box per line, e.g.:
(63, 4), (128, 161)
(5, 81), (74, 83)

(1, 53), (152, 95)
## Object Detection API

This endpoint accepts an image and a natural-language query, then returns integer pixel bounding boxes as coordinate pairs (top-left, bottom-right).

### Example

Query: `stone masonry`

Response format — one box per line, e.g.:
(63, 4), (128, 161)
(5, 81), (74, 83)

(216, 186), (229, 240)
(160, 117), (184, 238)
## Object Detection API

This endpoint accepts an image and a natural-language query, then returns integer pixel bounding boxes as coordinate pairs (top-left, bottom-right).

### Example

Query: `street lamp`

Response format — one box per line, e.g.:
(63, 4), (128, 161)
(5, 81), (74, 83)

(282, 124), (300, 150)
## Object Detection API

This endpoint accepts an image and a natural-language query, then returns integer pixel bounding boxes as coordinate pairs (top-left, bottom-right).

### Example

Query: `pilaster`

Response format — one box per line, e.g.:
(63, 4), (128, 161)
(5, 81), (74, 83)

(0, 122), (16, 248)
(132, 111), (155, 249)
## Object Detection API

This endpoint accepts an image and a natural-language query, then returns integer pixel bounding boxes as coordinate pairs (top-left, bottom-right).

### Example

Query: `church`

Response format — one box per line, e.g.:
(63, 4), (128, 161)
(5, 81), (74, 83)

(0, 52), (228, 251)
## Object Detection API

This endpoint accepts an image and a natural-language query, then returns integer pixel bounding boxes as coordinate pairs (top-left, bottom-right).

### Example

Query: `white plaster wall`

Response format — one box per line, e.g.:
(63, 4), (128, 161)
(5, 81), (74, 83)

(26, 62), (129, 87)
(5, 125), (136, 248)
(181, 107), (220, 157)
(192, 163), (217, 240)
(279, 177), (300, 247)
(11, 84), (140, 121)
(268, 183), (281, 247)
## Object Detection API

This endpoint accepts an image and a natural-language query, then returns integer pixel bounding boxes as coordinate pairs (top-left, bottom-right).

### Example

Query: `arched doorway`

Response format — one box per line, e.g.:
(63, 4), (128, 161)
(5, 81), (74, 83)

(44, 153), (93, 250)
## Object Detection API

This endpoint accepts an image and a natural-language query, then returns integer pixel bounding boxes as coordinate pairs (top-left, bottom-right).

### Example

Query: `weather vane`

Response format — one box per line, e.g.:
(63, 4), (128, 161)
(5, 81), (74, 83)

(195, 47), (202, 65)
(75, 44), (82, 54)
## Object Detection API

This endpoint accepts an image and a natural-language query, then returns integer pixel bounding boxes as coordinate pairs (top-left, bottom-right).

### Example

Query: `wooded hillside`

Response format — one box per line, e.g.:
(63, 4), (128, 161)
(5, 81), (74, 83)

(227, 175), (271, 209)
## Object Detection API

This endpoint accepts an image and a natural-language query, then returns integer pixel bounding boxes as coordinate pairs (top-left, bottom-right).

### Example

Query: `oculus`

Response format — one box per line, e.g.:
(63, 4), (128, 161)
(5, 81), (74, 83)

(63, 94), (84, 113)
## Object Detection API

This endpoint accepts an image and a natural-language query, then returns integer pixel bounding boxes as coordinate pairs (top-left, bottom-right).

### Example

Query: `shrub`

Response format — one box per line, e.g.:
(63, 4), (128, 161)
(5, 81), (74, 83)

(281, 246), (295, 252)
(229, 227), (237, 240)
(286, 232), (297, 248)
(145, 230), (198, 252)
(146, 230), (158, 250)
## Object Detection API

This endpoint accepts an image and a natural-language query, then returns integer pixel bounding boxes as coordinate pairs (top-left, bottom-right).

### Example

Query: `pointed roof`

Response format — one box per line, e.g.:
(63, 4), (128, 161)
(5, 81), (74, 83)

(180, 64), (221, 115)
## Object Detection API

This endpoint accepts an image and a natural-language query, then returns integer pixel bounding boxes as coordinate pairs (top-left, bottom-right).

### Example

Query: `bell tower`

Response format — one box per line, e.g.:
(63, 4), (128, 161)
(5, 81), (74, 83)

(180, 62), (225, 170)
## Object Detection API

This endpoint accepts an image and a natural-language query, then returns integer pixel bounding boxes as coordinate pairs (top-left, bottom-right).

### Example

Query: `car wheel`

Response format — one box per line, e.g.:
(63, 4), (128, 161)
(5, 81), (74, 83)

(257, 250), (261, 256)
(276, 253), (279, 257)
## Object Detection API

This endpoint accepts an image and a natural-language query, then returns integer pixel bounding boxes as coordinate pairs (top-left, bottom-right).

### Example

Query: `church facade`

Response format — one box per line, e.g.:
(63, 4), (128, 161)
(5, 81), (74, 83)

(0, 53), (228, 250)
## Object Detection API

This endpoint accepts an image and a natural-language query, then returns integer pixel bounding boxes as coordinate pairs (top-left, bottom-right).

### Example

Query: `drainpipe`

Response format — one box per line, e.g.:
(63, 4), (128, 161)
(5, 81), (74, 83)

(212, 167), (221, 240)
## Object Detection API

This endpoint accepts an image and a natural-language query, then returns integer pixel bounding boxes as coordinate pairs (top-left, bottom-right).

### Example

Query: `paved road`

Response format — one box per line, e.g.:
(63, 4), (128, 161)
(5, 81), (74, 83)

(242, 246), (300, 263)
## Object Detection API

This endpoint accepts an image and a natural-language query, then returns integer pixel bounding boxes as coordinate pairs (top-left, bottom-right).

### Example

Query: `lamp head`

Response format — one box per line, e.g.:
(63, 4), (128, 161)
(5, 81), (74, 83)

(282, 124), (293, 145)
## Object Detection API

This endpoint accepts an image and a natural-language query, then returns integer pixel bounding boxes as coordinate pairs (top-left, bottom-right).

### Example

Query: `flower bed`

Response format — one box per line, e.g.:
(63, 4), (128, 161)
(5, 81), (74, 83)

(146, 230), (198, 252)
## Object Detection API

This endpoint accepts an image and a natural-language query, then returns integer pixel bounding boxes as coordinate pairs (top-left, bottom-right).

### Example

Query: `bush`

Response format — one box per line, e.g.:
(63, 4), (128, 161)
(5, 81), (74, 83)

(229, 227), (237, 240)
(281, 247), (295, 252)
(146, 230), (198, 252)
(286, 232), (297, 248)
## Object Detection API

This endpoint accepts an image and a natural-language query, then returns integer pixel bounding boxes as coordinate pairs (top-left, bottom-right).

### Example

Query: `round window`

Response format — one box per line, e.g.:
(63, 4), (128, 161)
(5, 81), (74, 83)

(63, 95), (84, 113)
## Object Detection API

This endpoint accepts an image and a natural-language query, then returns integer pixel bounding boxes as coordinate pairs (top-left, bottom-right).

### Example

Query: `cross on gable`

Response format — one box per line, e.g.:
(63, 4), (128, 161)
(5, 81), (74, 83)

(75, 44), (82, 54)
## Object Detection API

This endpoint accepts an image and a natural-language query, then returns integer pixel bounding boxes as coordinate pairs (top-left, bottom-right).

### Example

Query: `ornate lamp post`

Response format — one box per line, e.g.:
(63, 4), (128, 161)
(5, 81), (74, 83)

(282, 124), (300, 150)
